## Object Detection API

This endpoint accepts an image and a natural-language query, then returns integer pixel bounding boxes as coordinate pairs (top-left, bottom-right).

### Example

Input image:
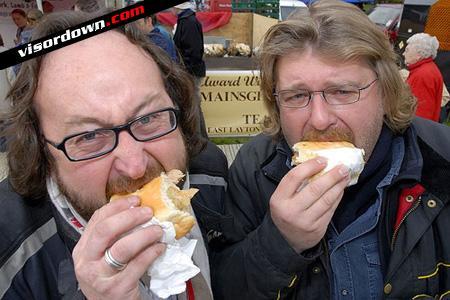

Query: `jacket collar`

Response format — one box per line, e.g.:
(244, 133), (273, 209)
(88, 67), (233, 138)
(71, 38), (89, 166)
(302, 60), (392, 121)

(178, 9), (194, 19)
(411, 126), (450, 205)
(407, 57), (433, 71)
(261, 138), (292, 183)
(387, 120), (449, 205)
(392, 124), (423, 184)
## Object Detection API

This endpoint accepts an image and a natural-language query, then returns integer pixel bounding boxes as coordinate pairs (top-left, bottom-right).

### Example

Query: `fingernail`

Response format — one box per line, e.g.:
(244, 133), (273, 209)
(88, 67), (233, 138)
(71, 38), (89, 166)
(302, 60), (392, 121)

(140, 207), (152, 216)
(127, 196), (140, 207)
(339, 165), (350, 177)
(316, 157), (327, 165)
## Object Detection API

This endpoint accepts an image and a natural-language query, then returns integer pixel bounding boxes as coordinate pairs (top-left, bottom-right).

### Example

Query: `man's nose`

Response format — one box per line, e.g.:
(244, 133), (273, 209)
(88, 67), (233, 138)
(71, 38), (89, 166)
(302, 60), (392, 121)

(308, 93), (336, 131)
(112, 131), (148, 180)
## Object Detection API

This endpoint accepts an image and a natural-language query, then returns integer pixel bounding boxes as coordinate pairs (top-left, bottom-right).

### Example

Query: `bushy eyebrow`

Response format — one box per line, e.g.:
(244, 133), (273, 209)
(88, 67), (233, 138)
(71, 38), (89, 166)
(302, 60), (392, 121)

(279, 79), (364, 91)
(64, 94), (161, 129)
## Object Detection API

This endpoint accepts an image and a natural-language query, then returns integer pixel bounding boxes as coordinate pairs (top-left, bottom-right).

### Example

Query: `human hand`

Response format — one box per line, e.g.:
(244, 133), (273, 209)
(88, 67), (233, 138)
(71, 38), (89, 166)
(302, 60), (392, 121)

(270, 158), (350, 253)
(72, 196), (166, 300)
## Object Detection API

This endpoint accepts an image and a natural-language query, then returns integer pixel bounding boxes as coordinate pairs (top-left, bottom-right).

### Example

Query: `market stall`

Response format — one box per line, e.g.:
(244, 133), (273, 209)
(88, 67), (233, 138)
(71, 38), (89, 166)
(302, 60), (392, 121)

(159, 9), (274, 137)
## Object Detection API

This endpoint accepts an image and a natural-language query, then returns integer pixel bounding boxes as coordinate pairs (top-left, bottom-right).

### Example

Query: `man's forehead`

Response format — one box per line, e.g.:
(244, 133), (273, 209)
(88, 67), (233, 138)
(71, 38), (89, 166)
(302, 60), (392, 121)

(40, 31), (151, 74)
(36, 30), (162, 95)
(34, 30), (164, 117)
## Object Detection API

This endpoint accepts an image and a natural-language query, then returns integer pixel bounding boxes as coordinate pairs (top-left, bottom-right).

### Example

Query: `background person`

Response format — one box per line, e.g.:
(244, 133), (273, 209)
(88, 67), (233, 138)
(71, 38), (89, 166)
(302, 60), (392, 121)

(42, 1), (55, 13)
(0, 11), (227, 299)
(10, 9), (27, 45)
(210, 1), (450, 299)
(403, 33), (444, 122)
(136, 15), (178, 62)
(400, 67), (450, 123)
(172, 2), (208, 138)
(73, 0), (100, 13)
(27, 9), (44, 26)
(19, 9), (44, 45)
(12, 9), (45, 76)
(152, 14), (173, 42)
(441, 87), (450, 122)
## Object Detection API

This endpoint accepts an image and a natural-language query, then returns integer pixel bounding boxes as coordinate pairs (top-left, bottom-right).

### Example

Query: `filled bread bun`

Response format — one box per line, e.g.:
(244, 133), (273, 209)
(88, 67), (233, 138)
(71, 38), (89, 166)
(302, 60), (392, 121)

(110, 170), (197, 239)
(292, 141), (365, 186)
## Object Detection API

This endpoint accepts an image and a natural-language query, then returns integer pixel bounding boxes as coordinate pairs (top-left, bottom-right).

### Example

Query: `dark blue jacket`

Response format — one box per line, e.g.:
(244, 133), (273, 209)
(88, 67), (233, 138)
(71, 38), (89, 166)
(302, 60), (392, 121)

(210, 118), (450, 299)
(148, 27), (179, 63)
(0, 141), (228, 299)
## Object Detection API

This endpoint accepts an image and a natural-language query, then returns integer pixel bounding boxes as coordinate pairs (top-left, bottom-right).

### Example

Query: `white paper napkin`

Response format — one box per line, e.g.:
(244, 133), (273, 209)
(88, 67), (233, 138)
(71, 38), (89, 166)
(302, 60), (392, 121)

(141, 218), (200, 299)
(308, 147), (365, 186)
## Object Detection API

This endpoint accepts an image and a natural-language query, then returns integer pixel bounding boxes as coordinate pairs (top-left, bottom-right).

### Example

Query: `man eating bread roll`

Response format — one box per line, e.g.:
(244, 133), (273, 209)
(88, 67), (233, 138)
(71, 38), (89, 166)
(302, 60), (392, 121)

(211, 1), (450, 299)
(0, 10), (228, 300)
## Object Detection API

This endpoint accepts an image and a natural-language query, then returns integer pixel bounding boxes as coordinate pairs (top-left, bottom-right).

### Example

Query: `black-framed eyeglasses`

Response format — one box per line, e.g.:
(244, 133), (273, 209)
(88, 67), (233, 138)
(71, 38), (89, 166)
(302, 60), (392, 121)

(273, 78), (378, 108)
(44, 107), (179, 162)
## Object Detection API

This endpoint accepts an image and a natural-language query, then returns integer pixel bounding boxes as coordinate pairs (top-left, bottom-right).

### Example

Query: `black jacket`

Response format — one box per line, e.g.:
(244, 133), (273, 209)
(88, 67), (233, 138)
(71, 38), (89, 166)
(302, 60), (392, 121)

(173, 9), (206, 77)
(0, 141), (227, 299)
(210, 118), (450, 299)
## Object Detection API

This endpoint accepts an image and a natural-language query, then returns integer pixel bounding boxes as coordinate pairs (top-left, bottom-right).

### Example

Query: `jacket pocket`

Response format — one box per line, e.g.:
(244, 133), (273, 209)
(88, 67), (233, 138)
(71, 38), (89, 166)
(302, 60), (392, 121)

(416, 262), (450, 299)
(363, 242), (383, 300)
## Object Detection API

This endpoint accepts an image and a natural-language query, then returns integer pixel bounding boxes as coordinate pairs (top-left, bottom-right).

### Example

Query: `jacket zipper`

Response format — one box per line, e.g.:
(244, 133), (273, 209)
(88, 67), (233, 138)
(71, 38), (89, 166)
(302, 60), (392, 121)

(390, 197), (422, 250)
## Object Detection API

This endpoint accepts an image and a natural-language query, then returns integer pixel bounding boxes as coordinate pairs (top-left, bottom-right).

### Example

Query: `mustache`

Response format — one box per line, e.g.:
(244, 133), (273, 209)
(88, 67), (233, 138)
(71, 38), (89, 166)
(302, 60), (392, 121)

(105, 166), (163, 200)
(302, 128), (354, 143)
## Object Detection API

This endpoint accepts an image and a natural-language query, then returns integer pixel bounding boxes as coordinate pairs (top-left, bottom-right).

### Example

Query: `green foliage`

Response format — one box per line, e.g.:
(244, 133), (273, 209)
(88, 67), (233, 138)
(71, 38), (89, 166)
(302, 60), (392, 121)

(210, 137), (251, 145)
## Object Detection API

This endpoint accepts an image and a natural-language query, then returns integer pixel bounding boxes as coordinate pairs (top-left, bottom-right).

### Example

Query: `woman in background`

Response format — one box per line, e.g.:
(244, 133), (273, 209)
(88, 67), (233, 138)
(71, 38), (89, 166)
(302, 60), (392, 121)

(403, 33), (444, 122)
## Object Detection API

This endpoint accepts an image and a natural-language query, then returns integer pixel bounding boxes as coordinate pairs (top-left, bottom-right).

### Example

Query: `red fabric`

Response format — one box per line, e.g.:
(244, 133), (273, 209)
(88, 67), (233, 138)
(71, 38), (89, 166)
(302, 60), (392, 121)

(186, 279), (195, 300)
(394, 184), (426, 231)
(406, 57), (444, 122)
(69, 217), (84, 230)
(157, 12), (232, 33)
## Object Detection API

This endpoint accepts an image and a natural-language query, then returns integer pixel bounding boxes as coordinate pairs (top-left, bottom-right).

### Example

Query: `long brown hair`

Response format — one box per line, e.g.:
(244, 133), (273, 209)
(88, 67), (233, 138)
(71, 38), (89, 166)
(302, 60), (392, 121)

(259, 0), (416, 139)
(1, 10), (204, 200)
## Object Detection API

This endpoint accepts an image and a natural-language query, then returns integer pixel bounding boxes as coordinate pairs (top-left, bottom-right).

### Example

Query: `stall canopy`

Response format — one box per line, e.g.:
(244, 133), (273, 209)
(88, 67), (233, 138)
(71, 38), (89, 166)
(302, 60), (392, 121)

(158, 11), (232, 33)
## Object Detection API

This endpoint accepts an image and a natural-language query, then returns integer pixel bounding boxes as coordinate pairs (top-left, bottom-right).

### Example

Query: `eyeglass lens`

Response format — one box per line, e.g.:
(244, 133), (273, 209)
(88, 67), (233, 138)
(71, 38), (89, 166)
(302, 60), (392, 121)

(63, 109), (176, 160)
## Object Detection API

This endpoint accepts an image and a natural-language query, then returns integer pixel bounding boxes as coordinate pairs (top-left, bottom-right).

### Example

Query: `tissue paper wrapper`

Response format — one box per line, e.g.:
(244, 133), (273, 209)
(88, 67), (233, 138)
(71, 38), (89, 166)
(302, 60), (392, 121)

(141, 219), (200, 298)
(293, 147), (365, 186)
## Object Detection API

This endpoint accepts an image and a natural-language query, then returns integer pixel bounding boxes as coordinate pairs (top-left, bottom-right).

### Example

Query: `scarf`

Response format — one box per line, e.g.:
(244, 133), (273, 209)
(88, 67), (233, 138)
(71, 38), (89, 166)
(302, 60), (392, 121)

(333, 124), (394, 233)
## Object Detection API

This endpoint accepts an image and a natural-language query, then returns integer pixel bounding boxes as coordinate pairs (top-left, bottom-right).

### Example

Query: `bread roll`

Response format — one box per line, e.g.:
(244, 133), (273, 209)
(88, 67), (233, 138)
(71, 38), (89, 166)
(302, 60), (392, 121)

(291, 141), (365, 186)
(110, 170), (197, 239)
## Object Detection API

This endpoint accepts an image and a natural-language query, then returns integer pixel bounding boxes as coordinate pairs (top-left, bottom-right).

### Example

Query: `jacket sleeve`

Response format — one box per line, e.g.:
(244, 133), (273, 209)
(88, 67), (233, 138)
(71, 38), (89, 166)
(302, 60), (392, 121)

(210, 149), (322, 300)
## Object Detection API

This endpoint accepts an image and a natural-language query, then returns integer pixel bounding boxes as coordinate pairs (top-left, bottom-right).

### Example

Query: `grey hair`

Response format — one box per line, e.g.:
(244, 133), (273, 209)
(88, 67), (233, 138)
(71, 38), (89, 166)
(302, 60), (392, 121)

(407, 33), (439, 59)
(27, 9), (44, 21)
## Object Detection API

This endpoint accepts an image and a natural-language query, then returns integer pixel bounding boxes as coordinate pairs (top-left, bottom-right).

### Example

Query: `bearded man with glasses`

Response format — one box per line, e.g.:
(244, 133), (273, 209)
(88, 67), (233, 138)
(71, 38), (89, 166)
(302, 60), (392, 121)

(0, 10), (228, 300)
(211, 1), (450, 299)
